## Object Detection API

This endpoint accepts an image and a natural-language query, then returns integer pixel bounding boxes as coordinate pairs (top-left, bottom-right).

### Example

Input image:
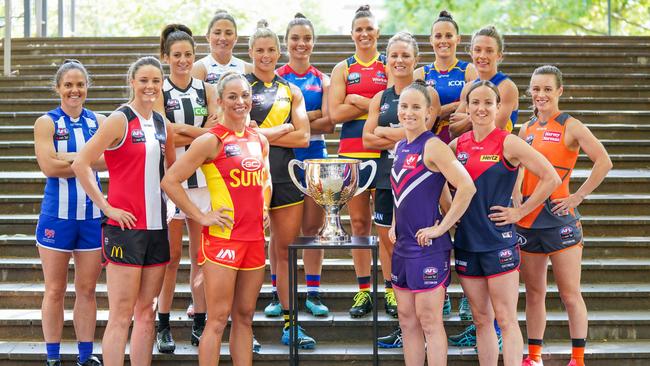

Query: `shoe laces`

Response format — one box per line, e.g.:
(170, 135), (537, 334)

(459, 297), (471, 311)
(307, 293), (323, 305)
(460, 324), (476, 338)
(352, 291), (371, 307)
(385, 291), (397, 306)
(159, 328), (173, 343)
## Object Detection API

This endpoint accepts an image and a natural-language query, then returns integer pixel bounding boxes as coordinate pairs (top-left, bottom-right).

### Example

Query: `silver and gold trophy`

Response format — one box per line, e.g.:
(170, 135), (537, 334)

(288, 158), (377, 243)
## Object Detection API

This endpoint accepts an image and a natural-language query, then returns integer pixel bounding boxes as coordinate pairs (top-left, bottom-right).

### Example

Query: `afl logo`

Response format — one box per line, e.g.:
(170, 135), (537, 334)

(54, 127), (69, 141)
(379, 103), (390, 113)
(526, 134), (534, 145)
(206, 73), (218, 83)
(165, 99), (180, 112)
(426, 79), (436, 87)
(457, 151), (469, 165)
(224, 144), (241, 157)
(559, 226), (574, 239)
(499, 249), (513, 258)
(131, 129), (146, 143)
(347, 72), (361, 84)
(423, 266), (438, 280)
(241, 157), (261, 171)
(251, 94), (265, 104)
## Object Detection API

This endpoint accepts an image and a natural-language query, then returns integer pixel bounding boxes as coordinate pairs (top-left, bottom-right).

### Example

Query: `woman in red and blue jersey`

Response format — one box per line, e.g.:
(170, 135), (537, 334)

(329, 4), (388, 319)
(414, 10), (477, 144)
(450, 81), (560, 366)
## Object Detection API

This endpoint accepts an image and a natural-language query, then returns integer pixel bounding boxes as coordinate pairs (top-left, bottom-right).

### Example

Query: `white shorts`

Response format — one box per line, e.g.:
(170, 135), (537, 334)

(167, 187), (211, 222)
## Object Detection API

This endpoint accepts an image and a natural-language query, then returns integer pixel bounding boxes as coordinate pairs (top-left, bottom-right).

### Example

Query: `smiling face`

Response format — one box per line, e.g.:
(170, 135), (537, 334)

(530, 73), (563, 115)
(471, 35), (502, 75)
(286, 24), (314, 62)
(130, 65), (163, 104)
(430, 21), (460, 60)
(249, 37), (280, 73)
(207, 19), (237, 56)
(218, 78), (252, 123)
(56, 69), (88, 109)
(351, 17), (379, 52)
(398, 88), (430, 132)
(467, 85), (500, 128)
(164, 40), (194, 77)
(387, 40), (417, 79)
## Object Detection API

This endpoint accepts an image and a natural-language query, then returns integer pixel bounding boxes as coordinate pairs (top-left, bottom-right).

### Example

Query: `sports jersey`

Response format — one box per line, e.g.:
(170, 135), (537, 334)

(376, 86), (400, 189)
(339, 54), (387, 158)
(41, 107), (101, 220)
(104, 106), (167, 230)
(246, 73), (295, 183)
(424, 60), (470, 143)
(201, 124), (265, 241)
(198, 54), (247, 84)
(518, 112), (580, 229)
(163, 77), (208, 189)
(474, 72), (518, 132)
(276, 64), (325, 142)
(454, 128), (518, 252)
(391, 131), (451, 258)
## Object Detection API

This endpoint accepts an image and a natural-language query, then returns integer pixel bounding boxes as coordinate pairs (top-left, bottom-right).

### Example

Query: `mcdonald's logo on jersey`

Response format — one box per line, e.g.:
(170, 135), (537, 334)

(110, 246), (124, 259)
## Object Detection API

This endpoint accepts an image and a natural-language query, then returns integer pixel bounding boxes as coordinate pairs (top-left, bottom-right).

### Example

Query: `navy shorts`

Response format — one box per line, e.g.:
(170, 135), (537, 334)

(517, 221), (583, 255)
(36, 214), (102, 252)
(391, 250), (451, 292)
(270, 182), (304, 210)
(373, 189), (393, 227)
(454, 245), (520, 278)
(102, 224), (170, 267)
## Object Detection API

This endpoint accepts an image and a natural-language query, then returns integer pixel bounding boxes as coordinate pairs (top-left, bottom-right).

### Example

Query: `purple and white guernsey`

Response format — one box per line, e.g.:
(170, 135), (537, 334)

(391, 130), (452, 258)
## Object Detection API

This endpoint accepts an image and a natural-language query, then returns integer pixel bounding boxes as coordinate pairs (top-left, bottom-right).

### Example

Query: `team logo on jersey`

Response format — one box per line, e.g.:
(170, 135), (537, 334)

(216, 248), (236, 262)
(516, 233), (527, 246)
(526, 134), (534, 145)
(402, 154), (419, 169)
(54, 127), (69, 141)
(499, 248), (514, 264)
(347, 72), (361, 85)
(165, 98), (180, 112)
(543, 131), (562, 143)
(423, 267), (439, 281)
(131, 129), (146, 143)
(480, 155), (500, 162)
(448, 80), (465, 87)
(224, 144), (241, 157)
(43, 228), (56, 240)
(241, 157), (262, 172)
(457, 151), (469, 165)
(559, 226), (574, 240)
(195, 97), (206, 106)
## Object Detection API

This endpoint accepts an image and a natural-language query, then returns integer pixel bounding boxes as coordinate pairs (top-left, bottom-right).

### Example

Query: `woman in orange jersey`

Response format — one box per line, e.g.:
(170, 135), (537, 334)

(517, 66), (612, 366)
(329, 4), (388, 318)
(161, 71), (271, 366)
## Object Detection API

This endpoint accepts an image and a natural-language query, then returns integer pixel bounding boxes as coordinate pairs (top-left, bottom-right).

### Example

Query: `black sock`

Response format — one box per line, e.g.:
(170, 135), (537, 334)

(157, 313), (170, 332)
(194, 313), (206, 328)
(384, 280), (392, 289)
(571, 338), (586, 348)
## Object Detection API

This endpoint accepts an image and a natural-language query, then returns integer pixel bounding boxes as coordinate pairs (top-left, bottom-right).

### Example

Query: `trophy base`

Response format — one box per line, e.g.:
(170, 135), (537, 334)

(316, 234), (351, 244)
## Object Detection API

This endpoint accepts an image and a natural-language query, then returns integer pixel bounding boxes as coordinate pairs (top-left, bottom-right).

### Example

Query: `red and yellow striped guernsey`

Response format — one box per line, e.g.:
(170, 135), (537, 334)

(201, 124), (266, 241)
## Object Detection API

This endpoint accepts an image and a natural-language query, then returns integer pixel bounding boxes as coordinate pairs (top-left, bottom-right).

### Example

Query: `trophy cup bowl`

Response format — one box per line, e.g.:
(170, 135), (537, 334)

(289, 158), (377, 243)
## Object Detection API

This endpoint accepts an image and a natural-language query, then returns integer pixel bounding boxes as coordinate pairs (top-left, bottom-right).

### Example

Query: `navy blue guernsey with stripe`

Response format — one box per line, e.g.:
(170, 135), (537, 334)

(376, 86), (400, 189)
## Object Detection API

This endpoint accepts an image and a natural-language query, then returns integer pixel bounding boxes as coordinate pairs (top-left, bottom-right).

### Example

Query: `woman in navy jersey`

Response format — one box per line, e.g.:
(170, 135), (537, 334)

(153, 24), (218, 353)
(72, 57), (179, 366)
(388, 80), (474, 366)
(449, 81), (560, 366)
(329, 4), (388, 319)
(270, 13), (334, 317)
(414, 10), (477, 144)
(34, 60), (104, 366)
(450, 26), (519, 138)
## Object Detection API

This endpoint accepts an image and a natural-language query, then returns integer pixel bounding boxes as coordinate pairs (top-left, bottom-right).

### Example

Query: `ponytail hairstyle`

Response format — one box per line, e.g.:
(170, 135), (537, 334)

(126, 57), (164, 102)
(402, 79), (432, 107)
(432, 10), (459, 34)
(160, 23), (194, 58)
(216, 70), (251, 99)
(206, 9), (237, 36)
(351, 5), (375, 29)
(53, 59), (91, 90)
(530, 65), (563, 116)
(470, 25), (505, 54)
(285, 12), (316, 44)
(466, 80), (501, 104)
(249, 19), (280, 50)
(386, 31), (419, 58)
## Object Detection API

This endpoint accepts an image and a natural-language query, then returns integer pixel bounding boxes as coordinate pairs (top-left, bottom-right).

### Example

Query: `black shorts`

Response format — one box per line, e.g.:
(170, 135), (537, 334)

(373, 189), (393, 227)
(102, 224), (170, 267)
(358, 157), (378, 190)
(517, 221), (583, 255)
(270, 182), (304, 210)
(454, 244), (521, 278)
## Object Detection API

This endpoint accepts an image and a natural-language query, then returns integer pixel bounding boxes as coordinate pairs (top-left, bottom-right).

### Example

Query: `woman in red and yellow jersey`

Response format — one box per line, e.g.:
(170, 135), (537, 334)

(329, 4), (388, 318)
(516, 66), (612, 366)
(162, 71), (271, 366)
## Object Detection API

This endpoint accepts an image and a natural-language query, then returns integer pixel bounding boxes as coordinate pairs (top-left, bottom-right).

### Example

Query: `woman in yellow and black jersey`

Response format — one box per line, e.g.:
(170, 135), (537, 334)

(245, 20), (314, 349)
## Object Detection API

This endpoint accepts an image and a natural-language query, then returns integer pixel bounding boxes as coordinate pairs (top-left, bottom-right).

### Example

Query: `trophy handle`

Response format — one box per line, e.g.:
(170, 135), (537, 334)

(288, 159), (309, 195)
(354, 159), (377, 196)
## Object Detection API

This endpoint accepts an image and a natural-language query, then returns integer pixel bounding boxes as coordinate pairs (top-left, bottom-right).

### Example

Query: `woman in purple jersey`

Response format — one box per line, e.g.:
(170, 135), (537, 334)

(388, 80), (474, 365)
(34, 60), (105, 366)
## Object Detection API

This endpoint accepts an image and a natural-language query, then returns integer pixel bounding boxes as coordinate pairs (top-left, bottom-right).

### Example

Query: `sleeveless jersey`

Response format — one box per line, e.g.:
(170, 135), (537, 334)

(104, 106), (167, 230)
(474, 72), (518, 132)
(454, 128), (518, 252)
(276, 64), (325, 142)
(246, 73), (295, 183)
(198, 54), (247, 84)
(201, 124), (265, 241)
(376, 86), (400, 189)
(424, 60), (470, 143)
(339, 54), (387, 158)
(391, 131), (451, 258)
(518, 112), (580, 229)
(163, 77), (208, 189)
(41, 107), (102, 220)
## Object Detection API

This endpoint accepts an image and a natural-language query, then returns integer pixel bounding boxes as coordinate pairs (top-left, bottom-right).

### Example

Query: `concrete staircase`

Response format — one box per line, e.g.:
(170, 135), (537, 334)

(0, 35), (649, 365)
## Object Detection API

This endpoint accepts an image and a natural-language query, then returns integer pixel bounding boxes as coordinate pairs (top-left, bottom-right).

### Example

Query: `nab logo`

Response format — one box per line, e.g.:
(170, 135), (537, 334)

(559, 226), (574, 240)
(402, 154), (419, 169)
(206, 73), (218, 83)
(480, 155), (500, 162)
(224, 144), (241, 157)
(131, 129), (146, 143)
(54, 127), (69, 141)
(165, 98), (180, 112)
(423, 266), (438, 281)
(110, 246), (124, 259)
(241, 157), (262, 172)
(347, 72), (361, 85)
(216, 248), (236, 262)
(457, 151), (469, 165)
